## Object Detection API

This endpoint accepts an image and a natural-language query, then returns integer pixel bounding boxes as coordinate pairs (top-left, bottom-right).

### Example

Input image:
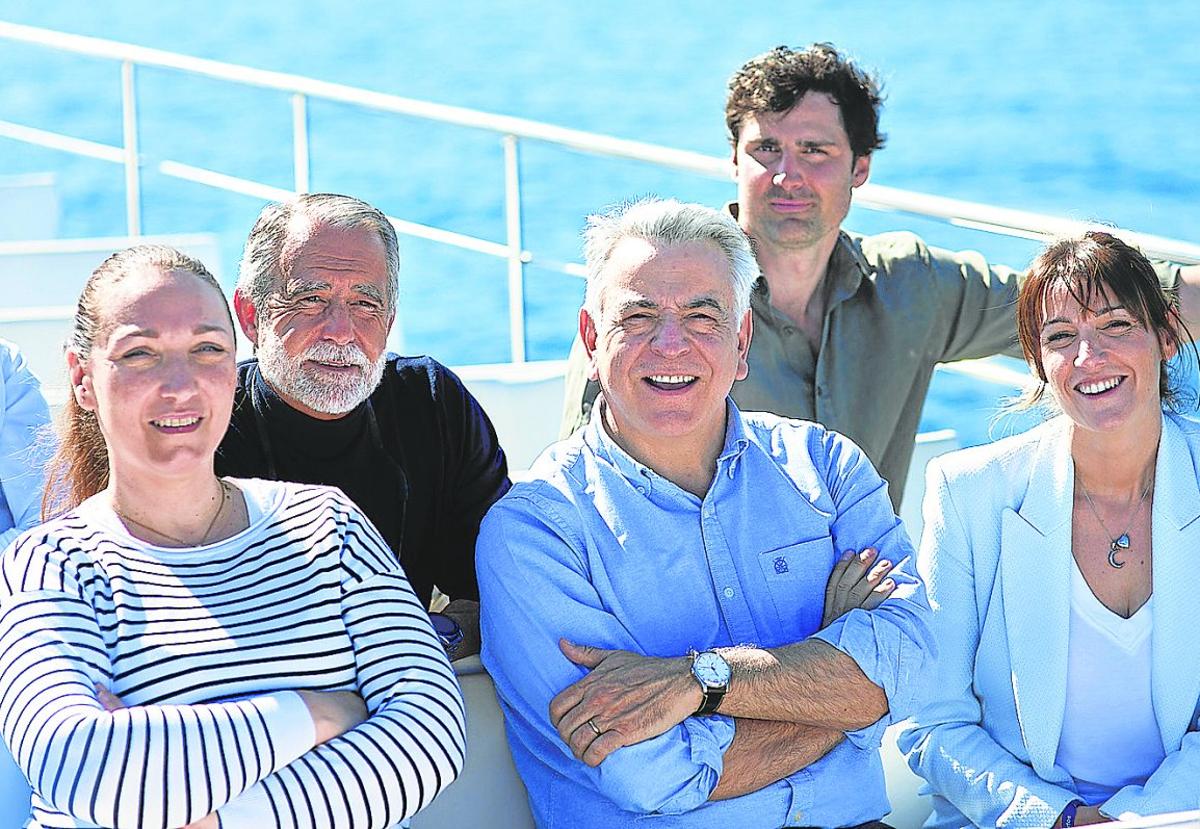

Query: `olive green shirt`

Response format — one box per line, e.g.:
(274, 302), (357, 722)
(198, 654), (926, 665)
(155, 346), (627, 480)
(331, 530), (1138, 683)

(560, 229), (1180, 509)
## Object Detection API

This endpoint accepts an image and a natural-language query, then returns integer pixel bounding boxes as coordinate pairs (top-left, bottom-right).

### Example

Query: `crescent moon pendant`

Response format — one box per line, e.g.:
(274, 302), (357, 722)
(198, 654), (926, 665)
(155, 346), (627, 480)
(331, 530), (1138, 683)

(1107, 543), (1126, 569)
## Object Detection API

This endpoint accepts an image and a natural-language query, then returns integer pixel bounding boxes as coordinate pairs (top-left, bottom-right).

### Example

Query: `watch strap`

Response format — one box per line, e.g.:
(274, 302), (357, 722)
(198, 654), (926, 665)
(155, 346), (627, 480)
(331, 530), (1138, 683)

(695, 684), (726, 716)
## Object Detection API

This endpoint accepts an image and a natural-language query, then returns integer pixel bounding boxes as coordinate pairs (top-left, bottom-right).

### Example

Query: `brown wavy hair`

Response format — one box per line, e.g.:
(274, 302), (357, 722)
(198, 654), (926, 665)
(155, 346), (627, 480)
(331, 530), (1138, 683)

(1015, 230), (1195, 411)
(42, 245), (231, 519)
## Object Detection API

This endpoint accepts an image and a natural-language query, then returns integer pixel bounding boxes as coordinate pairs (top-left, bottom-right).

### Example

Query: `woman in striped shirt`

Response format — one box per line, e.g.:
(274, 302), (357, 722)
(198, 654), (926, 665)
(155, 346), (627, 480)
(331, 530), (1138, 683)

(0, 245), (465, 828)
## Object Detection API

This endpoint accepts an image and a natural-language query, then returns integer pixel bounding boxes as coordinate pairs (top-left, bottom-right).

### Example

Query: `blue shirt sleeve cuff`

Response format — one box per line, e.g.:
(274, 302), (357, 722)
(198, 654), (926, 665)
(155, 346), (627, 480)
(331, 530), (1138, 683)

(812, 611), (924, 748)
(685, 713), (735, 762)
(647, 714), (736, 814)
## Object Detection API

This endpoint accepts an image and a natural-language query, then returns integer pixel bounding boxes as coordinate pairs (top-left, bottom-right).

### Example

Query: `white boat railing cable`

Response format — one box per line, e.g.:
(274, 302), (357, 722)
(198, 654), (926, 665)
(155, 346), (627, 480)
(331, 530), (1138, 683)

(2, 19), (1199, 367)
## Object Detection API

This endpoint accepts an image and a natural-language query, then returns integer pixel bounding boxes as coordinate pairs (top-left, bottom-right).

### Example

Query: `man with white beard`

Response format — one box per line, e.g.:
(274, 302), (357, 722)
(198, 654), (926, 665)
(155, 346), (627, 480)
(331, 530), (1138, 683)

(216, 193), (510, 659)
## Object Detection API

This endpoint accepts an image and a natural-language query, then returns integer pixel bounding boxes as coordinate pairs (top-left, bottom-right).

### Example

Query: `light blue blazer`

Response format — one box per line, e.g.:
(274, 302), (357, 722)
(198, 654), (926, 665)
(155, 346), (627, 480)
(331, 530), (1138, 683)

(900, 412), (1200, 828)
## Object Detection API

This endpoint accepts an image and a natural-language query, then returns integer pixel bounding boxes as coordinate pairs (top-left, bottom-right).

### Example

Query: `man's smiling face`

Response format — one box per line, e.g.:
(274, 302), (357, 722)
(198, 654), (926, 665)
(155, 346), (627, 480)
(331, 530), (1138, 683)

(244, 222), (393, 419)
(582, 237), (751, 461)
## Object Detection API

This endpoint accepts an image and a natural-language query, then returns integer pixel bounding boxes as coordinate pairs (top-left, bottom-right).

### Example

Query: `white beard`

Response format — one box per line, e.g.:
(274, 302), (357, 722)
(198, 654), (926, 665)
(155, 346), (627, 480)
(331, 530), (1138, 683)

(257, 332), (385, 415)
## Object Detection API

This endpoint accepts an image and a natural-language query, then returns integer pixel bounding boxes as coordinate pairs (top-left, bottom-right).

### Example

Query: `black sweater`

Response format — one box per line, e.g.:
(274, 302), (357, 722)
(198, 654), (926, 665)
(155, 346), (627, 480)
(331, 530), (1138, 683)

(216, 355), (510, 606)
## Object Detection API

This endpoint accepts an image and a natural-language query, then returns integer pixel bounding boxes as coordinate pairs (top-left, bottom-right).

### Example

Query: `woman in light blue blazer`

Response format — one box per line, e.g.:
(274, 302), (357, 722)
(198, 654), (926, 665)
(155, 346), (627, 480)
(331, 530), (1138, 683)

(901, 231), (1200, 828)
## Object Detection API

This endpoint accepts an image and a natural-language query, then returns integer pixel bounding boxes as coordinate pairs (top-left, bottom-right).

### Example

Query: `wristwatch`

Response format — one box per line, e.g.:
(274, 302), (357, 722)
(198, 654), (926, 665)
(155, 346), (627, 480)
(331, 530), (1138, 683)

(429, 612), (464, 659)
(690, 650), (731, 716)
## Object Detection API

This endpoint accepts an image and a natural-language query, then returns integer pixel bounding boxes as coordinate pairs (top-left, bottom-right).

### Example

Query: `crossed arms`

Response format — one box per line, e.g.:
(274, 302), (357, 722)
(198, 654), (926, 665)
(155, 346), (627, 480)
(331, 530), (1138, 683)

(478, 429), (934, 814)
(549, 547), (899, 801)
(0, 509), (465, 829)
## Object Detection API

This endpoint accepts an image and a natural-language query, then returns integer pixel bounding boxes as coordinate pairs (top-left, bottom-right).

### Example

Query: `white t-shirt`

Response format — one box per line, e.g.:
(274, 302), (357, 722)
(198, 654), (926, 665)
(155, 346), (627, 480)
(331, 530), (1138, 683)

(1056, 560), (1165, 805)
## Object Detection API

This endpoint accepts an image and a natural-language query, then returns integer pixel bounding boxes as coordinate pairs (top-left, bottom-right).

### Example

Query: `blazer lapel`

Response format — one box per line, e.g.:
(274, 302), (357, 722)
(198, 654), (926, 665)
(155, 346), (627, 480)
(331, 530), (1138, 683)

(1150, 414), (1200, 751)
(1000, 420), (1073, 778)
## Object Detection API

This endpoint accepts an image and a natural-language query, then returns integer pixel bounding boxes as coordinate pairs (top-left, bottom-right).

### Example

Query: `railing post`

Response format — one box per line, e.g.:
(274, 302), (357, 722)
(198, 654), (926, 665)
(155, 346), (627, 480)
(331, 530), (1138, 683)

(120, 60), (142, 236)
(502, 133), (527, 363)
(291, 93), (310, 193)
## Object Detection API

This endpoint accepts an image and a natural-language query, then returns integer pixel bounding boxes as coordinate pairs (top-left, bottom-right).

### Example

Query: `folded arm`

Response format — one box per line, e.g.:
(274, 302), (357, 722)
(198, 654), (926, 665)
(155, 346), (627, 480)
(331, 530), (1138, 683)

(0, 590), (316, 829)
(551, 547), (899, 766)
(552, 429), (932, 758)
(478, 490), (734, 815)
(217, 511), (466, 828)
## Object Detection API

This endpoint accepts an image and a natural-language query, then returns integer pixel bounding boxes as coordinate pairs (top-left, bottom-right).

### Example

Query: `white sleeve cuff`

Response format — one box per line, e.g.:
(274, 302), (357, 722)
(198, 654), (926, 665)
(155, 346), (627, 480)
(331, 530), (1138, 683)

(256, 690), (317, 768)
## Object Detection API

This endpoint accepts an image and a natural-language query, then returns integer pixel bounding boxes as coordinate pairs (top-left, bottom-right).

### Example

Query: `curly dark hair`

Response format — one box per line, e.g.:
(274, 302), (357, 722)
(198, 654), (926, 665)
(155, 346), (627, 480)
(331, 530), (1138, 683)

(725, 44), (886, 159)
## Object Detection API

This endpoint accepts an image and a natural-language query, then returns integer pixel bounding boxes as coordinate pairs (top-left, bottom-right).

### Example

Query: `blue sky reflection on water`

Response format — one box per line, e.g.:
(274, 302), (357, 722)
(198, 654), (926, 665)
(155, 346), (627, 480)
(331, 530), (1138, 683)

(1, 1), (1197, 443)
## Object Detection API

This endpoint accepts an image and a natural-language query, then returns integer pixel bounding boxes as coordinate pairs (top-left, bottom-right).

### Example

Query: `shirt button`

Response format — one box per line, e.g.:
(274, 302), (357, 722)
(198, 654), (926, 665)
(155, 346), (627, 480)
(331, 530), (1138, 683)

(794, 812), (804, 822)
(723, 587), (735, 598)
(636, 486), (647, 495)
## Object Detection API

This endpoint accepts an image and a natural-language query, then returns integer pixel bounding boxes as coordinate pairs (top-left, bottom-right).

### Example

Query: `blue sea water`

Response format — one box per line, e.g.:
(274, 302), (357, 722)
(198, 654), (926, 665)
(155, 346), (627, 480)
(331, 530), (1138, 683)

(1, 0), (1197, 446)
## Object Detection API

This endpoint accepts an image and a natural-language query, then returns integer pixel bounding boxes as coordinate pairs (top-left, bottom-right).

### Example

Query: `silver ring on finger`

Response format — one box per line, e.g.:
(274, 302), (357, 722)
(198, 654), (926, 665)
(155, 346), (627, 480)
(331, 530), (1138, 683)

(587, 718), (602, 736)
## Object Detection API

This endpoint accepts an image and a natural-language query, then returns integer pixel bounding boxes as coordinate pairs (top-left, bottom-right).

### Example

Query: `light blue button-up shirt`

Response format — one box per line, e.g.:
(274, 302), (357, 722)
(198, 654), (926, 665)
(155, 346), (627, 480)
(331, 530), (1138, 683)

(478, 401), (933, 828)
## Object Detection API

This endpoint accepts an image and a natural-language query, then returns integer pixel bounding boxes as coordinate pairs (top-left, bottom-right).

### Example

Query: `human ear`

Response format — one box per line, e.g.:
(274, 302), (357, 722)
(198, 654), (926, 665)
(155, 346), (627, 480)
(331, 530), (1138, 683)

(580, 308), (600, 382)
(851, 153), (872, 189)
(734, 310), (753, 382)
(232, 288), (261, 346)
(67, 350), (96, 412)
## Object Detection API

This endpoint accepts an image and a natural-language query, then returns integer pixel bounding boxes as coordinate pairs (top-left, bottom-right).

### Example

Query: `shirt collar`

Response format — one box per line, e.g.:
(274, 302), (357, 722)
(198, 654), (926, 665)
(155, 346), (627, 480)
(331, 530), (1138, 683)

(826, 231), (871, 302)
(724, 201), (871, 308)
(583, 396), (752, 494)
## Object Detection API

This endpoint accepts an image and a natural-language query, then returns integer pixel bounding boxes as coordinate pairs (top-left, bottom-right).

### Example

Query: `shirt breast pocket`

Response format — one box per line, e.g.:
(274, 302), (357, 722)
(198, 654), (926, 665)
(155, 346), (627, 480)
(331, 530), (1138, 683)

(756, 538), (833, 644)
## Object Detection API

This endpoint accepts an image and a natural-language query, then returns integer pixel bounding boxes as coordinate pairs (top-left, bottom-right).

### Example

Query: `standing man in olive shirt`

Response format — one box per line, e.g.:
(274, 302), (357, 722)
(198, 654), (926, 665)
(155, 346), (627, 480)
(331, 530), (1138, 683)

(217, 193), (510, 659)
(561, 44), (1200, 508)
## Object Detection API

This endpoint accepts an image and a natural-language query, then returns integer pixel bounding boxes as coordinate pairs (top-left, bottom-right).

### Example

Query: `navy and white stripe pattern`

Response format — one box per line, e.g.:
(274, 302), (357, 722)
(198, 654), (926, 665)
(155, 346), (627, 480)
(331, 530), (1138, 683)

(0, 478), (465, 828)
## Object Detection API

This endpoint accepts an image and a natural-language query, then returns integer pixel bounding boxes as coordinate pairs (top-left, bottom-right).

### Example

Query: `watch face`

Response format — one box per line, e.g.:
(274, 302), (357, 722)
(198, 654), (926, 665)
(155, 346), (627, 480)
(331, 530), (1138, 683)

(430, 612), (461, 641)
(694, 652), (731, 686)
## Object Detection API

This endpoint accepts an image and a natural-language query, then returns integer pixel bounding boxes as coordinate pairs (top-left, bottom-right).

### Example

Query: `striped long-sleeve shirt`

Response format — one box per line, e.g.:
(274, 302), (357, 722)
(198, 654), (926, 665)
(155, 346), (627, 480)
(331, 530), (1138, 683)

(0, 478), (465, 829)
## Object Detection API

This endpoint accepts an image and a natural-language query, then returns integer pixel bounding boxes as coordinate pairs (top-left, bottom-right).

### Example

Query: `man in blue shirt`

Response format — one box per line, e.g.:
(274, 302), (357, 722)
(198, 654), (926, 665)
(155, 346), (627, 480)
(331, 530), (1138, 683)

(477, 198), (934, 828)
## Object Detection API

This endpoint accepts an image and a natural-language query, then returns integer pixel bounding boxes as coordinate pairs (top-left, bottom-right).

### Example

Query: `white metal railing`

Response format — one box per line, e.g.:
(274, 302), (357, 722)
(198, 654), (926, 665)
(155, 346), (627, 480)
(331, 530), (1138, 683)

(2, 19), (1199, 364)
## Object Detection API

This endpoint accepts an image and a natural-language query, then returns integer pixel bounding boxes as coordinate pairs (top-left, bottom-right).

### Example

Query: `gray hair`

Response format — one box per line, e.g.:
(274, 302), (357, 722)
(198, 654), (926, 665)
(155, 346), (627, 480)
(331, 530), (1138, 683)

(583, 198), (758, 320)
(237, 193), (400, 313)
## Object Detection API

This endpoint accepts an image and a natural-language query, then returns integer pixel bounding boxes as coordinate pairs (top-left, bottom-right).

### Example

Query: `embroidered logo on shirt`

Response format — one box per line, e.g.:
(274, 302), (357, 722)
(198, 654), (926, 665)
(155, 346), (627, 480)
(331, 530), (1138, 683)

(773, 556), (789, 574)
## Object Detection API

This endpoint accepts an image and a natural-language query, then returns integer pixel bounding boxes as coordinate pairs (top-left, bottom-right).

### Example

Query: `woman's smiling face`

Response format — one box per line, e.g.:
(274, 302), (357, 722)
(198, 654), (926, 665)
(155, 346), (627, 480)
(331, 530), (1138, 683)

(71, 265), (237, 483)
(1038, 282), (1174, 435)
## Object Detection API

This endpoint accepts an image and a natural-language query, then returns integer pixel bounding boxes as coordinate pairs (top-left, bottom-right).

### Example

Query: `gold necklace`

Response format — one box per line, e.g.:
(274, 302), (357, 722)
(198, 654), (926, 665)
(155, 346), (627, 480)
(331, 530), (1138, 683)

(1077, 476), (1153, 570)
(117, 480), (231, 547)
